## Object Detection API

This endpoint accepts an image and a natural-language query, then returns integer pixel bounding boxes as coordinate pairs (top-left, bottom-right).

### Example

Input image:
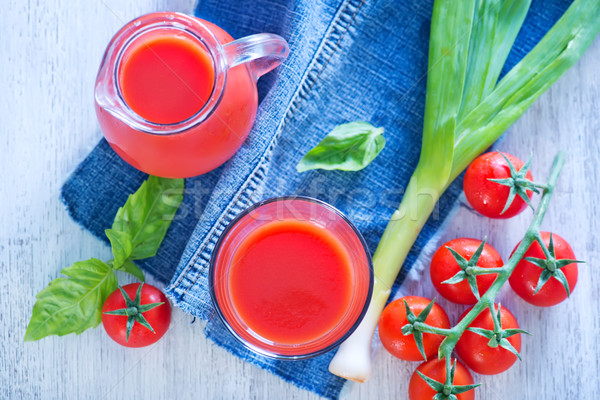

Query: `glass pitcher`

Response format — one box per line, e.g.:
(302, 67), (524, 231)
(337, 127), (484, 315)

(94, 12), (289, 178)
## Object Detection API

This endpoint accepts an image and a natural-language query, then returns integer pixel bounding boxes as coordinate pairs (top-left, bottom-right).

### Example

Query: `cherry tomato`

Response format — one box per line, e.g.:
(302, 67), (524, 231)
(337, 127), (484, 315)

(409, 358), (475, 400)
(509, 232), (578, 307)
(102, 283), (171, 348)
(430, 238), (503, 304)
(378, 296), (450, 361)
(463, 152), (534, 219)
(455, 305), (521, 375)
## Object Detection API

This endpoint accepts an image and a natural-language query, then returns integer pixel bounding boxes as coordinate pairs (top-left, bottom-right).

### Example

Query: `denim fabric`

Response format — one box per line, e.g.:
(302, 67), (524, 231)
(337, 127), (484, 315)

(61, 1), (572, 398)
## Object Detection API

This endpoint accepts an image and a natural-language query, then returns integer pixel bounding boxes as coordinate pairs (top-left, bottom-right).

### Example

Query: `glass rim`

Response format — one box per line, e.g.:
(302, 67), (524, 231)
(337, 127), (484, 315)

(208, 195), (374, 360)
(96, 12), (228, 135)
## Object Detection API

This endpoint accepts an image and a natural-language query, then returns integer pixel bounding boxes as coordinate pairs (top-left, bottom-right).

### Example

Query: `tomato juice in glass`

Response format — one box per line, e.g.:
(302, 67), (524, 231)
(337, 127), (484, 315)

(210, 197), (373, 359)
(94, 12), (289, 178)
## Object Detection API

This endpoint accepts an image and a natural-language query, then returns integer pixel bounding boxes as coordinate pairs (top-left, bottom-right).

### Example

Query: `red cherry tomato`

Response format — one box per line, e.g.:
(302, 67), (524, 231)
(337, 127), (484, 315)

(430, 238), (503, 304)
(409, 358), (475, 400)
(463, 152), (534, 219)
(102, 283), (171, 348)
(509, 232), (578, 307)
(378, 296), (450, 361)
(455, 305), (522, 375)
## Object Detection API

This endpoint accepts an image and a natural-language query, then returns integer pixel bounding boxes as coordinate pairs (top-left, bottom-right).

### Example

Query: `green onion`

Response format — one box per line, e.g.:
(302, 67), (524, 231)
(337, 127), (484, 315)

(328, 0), (600, 382)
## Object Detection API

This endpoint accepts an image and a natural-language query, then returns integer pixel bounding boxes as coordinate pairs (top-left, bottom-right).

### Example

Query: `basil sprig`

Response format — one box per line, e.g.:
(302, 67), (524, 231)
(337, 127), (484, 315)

(111, 177), (183, 260)
(296, 121), (385, 172)
(24, 259), (117, 341)
(24, 176), (184, 341)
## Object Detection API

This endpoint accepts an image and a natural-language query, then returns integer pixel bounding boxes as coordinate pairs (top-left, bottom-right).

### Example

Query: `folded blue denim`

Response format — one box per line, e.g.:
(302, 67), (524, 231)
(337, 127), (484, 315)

(61, 0), (571, 398)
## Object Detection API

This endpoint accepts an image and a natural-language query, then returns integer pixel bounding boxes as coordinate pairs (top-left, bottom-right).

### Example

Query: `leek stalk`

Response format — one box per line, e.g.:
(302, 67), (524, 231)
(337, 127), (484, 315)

(329, 0), (600, 382)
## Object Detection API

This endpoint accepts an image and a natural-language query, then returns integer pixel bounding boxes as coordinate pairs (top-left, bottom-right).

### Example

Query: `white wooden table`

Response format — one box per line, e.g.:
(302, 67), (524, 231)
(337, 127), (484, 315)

(2, 1), (599, 399)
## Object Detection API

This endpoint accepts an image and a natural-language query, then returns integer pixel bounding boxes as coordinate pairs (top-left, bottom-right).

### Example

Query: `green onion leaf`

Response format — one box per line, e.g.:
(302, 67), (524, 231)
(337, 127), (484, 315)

(458, 0), (531, 120)
(415, 0), (475, 190)
(328, 0), (600, 383)
(452, 0), (600, 178)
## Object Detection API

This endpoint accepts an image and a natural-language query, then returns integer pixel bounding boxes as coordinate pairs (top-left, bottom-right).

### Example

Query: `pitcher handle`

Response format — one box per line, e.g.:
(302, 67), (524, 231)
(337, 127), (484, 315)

(223, 33), (289, 79)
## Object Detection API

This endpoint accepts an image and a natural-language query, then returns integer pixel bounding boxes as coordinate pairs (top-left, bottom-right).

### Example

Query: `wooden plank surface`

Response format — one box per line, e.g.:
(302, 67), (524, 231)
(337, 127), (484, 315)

(1, 1), (599, 399)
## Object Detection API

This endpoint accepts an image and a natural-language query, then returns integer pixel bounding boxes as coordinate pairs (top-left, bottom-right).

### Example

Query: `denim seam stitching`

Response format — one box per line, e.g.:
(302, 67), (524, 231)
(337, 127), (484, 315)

(170, 160), (268, 298)
(173, 0), (365, 301)
(169, 161), (266, 292)
(176, 0), (364, 299)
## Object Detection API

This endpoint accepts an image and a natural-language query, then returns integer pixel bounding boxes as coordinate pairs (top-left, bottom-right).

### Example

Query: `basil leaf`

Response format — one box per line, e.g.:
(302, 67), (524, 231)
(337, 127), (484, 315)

(296, 122), (385, 172)
(105, 229), (132, 269)
(118, 260), (146, 282)
(111, 176), (184, 260)
(24, 258), (117, 341)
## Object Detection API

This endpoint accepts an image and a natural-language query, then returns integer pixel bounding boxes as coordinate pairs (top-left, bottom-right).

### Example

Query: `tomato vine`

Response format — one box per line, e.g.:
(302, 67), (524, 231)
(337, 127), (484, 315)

(404, 151), (584, 397)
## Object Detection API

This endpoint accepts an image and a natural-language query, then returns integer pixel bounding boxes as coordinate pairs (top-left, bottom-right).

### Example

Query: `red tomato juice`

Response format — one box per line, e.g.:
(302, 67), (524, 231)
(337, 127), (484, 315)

(118, 34), (215, 125)
(228, 219), (354, 344)
(96, 19), (257, 178)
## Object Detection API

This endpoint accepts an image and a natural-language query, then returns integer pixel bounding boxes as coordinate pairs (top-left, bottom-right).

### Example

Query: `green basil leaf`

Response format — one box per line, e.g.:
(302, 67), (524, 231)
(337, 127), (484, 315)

(105, 229), (132, 269)
(111, 176), (184, 260)
(296, 122), (385, 172)
(118, 260), (146, 282)
(24, 258), (117, 341)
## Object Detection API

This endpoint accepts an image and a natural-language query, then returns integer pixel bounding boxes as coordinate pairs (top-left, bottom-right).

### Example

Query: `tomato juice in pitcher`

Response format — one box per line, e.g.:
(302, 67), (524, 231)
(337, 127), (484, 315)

(95, 13), (289, 178)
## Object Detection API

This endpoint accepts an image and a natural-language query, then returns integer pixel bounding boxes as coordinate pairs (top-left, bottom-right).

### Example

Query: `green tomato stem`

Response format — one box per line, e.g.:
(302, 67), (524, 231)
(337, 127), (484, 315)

(488, 303), (501, 332)
(329, 151), (564, 383)
(328, 0), (597, 387)
(535, 232), (554, 262)
(413, 321), (452, 337)
(467, 266), (500, 275)
(444, 354), (452, 389)
(437, 151), (564, 368)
